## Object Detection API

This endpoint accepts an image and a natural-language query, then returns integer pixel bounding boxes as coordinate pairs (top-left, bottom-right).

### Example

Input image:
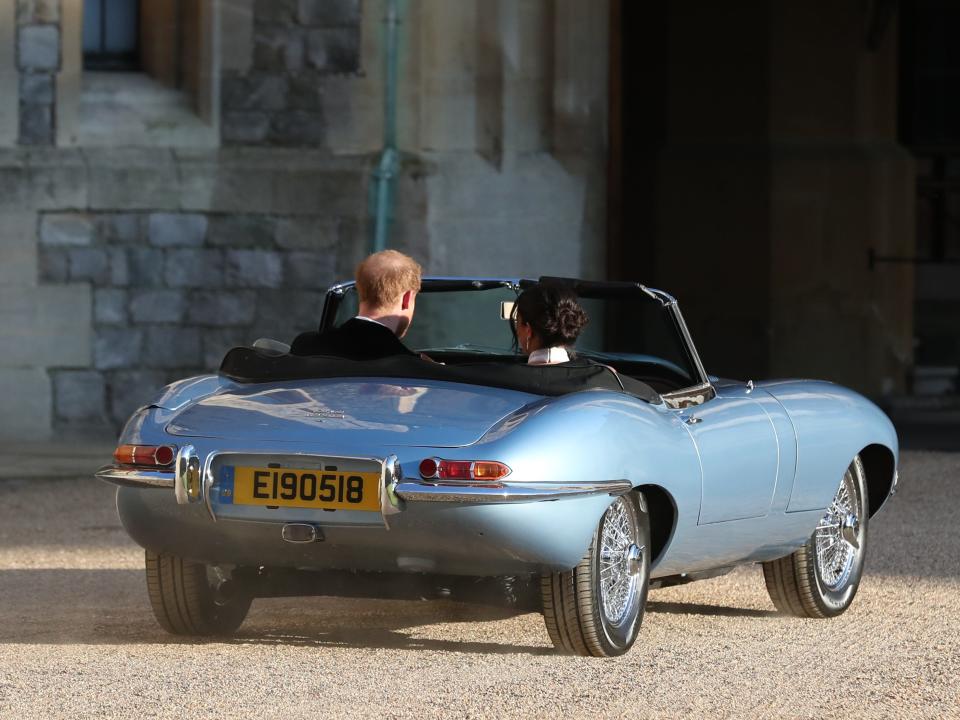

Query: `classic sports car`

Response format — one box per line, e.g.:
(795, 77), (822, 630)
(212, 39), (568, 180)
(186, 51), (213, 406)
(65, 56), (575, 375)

(97, 277), (899, 657)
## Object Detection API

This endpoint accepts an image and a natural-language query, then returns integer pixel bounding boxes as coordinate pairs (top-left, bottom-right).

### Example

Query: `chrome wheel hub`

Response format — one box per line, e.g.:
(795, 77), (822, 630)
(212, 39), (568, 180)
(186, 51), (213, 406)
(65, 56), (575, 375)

(814, 470), (862, 590)
(599, 498), (642, 625)
(625, 544), (643, 577)
(840, 512), (860, 550)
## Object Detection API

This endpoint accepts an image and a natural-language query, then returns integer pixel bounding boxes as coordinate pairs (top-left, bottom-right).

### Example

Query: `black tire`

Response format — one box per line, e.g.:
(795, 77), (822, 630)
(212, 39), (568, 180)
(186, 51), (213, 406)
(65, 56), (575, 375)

(541, 492), (651, 657)
(763, 456), (869, 618)
(145, 550), (252, 636)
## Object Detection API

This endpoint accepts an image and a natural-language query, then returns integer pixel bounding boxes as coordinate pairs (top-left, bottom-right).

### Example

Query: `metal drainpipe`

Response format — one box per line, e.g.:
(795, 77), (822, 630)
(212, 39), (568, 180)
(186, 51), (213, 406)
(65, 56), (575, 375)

(370, 0), (401, 253)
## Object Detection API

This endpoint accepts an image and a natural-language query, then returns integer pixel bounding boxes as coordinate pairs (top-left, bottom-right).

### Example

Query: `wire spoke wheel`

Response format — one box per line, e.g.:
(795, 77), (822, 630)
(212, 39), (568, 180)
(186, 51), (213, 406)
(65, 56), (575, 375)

(814, 469), (862, 591)
(541, 492), (651, 657)
(599, 497), (642, 626)
(763, 456), (869, 618)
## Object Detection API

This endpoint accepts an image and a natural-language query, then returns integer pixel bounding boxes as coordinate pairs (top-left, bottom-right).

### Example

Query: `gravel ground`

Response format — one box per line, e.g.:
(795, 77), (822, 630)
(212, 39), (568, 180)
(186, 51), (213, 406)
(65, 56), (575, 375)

(0, 451), (957, 719)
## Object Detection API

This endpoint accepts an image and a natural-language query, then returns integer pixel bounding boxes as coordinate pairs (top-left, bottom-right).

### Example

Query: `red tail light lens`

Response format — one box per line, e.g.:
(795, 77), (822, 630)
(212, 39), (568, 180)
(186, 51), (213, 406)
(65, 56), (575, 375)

(438, 460), (473, 480)
(419, 458), (511, 482)
(114, 444), (176, 467)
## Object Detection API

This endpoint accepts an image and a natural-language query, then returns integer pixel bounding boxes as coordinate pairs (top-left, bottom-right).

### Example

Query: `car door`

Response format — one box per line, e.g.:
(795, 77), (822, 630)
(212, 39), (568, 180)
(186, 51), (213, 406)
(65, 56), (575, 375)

(674, 383), (781, 524)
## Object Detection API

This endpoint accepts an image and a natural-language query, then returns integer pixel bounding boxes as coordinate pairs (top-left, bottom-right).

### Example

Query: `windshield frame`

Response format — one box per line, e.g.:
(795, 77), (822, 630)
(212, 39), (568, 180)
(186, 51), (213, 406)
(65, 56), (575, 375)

(318, 276), (710, 391)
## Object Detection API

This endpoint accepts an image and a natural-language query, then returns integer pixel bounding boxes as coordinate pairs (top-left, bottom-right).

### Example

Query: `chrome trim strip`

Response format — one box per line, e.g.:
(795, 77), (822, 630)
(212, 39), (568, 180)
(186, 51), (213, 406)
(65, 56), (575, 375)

(202, 451), (218, 522)
(381, 454), (404, 528)
(328, 277), (526, 295)
(175, 445), (202, 505)
(95, 465), (175, 489)
(645, 287), (677, 305)
(394, 479), (632, 504)
(667, 301), (710, 387)
(661, 380), (714, 409)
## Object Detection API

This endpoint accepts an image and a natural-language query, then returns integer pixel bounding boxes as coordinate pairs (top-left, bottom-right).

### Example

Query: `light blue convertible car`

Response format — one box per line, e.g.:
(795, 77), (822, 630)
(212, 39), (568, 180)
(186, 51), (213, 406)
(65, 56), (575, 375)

(98, 277), (899, 657)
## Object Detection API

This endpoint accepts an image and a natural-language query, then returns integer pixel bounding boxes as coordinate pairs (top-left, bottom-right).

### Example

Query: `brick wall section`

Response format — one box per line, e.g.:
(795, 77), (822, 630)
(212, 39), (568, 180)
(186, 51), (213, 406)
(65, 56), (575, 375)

(38, 209), (360, 431)
(222, 0), (361, 146)
(16, 0), (61, 145)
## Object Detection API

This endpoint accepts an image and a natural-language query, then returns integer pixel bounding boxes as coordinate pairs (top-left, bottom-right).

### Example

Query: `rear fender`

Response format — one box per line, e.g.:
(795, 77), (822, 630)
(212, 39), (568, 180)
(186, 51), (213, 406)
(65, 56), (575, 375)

(476, 391), (699, 573)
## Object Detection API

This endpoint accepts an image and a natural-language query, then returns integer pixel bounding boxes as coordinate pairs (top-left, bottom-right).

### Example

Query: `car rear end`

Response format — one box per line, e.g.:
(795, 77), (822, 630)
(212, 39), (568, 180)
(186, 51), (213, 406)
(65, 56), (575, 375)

(99, 376), (628, 578)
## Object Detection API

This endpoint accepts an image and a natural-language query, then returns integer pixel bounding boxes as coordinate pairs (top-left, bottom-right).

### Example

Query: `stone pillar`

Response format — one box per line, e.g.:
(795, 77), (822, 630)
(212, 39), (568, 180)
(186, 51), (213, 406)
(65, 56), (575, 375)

(0, 207), (92, 440)
(0, 2), (18, 145)
(399, 0), (606, 278)
(654, 0), (914, 395)
(415, 0), (478, 152)
(221, 0), (362, 146)
(56, 0), (81, 146)
(552, 0), (609, 280)
(475, 0), (553, 167)
(16, 0), (61, 146)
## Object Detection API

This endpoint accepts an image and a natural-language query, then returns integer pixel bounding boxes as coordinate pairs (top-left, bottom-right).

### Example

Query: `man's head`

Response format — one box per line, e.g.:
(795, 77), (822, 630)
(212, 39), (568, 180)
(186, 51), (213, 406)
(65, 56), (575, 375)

(355, 250), (423, 337)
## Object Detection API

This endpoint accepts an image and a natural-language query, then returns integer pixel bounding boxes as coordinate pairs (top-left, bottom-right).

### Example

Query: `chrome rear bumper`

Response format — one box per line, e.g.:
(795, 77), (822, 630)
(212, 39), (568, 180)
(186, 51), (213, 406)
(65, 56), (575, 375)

(96, 458), (631, 506)
(95, 465), (174, 489)
(393, 479), (631, 503)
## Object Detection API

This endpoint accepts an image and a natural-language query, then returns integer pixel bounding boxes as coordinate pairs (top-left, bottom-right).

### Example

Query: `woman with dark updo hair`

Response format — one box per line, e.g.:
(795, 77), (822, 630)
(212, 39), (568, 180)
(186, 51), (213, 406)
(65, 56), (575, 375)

(513, 282), (589, 365)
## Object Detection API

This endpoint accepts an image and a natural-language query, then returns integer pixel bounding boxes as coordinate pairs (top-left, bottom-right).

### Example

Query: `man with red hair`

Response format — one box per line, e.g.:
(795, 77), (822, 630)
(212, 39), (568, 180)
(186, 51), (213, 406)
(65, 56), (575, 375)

(291, 249), (423, 360)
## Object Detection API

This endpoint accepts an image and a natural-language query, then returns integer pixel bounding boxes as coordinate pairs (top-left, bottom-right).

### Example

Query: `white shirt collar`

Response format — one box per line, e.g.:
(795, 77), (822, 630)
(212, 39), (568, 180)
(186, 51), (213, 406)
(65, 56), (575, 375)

(354, 315), (390, 330)
(527, 346), (570, 365)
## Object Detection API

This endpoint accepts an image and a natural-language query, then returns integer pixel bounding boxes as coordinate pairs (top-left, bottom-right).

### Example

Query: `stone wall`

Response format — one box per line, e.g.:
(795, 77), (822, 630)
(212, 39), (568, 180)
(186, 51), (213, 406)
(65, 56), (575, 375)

(222, 0), (361, 146)
(0, 1), (613, 442)
(0, 147), (393, 439)
(16, 0), (60, 146)
(37, 207), (362, 432)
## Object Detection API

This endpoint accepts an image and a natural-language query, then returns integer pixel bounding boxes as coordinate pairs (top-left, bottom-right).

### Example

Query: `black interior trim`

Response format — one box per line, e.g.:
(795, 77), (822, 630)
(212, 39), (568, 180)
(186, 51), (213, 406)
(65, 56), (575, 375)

(219, 347), (660, 403)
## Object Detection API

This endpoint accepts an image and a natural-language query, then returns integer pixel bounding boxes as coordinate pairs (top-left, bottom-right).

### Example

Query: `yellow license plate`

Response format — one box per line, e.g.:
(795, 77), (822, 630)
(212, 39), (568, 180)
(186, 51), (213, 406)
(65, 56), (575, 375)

(231, 466), (381, 512)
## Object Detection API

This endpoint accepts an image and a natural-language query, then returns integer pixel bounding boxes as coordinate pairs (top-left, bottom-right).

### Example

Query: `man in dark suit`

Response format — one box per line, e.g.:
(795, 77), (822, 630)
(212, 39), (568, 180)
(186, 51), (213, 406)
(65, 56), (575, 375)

(290, 249), (422, 360)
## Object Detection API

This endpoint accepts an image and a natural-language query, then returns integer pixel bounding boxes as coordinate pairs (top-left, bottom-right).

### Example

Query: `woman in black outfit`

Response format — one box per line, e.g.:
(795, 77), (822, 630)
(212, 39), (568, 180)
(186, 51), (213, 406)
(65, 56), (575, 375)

(513, 283), (589, 365)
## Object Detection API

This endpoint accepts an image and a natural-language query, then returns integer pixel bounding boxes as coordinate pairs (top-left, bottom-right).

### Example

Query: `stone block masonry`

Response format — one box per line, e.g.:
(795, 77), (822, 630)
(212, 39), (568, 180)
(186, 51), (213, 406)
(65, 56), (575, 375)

(40, 209), (360, 432)
(222, 0), (361, 146)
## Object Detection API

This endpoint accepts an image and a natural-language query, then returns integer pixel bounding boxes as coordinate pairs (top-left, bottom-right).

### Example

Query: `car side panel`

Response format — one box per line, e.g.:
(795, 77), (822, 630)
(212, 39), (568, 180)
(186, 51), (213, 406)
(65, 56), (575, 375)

(652, 508), (828, 576)
(477, 392), (705, 576)
(751, 388), (799, 512)
(759, 380), (899, 513)
(468, 389), (843, 577)
(480, 393), (816, 578)
(684, 388), (780, 524)
(114, 381), (891, 580)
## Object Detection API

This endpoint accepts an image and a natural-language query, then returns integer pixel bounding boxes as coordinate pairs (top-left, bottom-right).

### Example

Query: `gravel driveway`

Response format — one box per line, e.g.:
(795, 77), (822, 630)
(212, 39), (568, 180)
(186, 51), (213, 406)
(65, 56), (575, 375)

(0, 451), (957, 719)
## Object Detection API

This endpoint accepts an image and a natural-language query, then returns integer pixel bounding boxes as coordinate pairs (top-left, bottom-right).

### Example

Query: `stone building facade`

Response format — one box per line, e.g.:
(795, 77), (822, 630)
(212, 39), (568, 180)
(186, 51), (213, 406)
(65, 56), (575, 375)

(0, 0), (610, 439)
(0, 0), (937, 442)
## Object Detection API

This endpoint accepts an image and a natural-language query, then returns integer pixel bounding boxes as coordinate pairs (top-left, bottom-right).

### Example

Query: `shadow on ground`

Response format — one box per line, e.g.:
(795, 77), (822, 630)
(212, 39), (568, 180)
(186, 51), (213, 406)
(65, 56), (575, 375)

(645, 601), (778, 618)
(0, 567), (550, 654)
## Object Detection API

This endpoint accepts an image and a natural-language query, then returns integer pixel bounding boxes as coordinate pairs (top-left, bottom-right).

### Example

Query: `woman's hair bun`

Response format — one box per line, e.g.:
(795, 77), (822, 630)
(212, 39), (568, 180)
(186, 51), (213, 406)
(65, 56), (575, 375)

(516, 282), (589, 348)
(550, 296), (589, 344)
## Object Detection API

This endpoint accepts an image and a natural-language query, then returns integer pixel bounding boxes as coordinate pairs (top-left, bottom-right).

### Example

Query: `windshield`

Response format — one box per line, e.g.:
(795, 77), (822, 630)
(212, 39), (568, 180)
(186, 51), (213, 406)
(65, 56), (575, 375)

(332, 285), (521, 354)
(575, 296), (696, 383)
(329, 282), (700, 389)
